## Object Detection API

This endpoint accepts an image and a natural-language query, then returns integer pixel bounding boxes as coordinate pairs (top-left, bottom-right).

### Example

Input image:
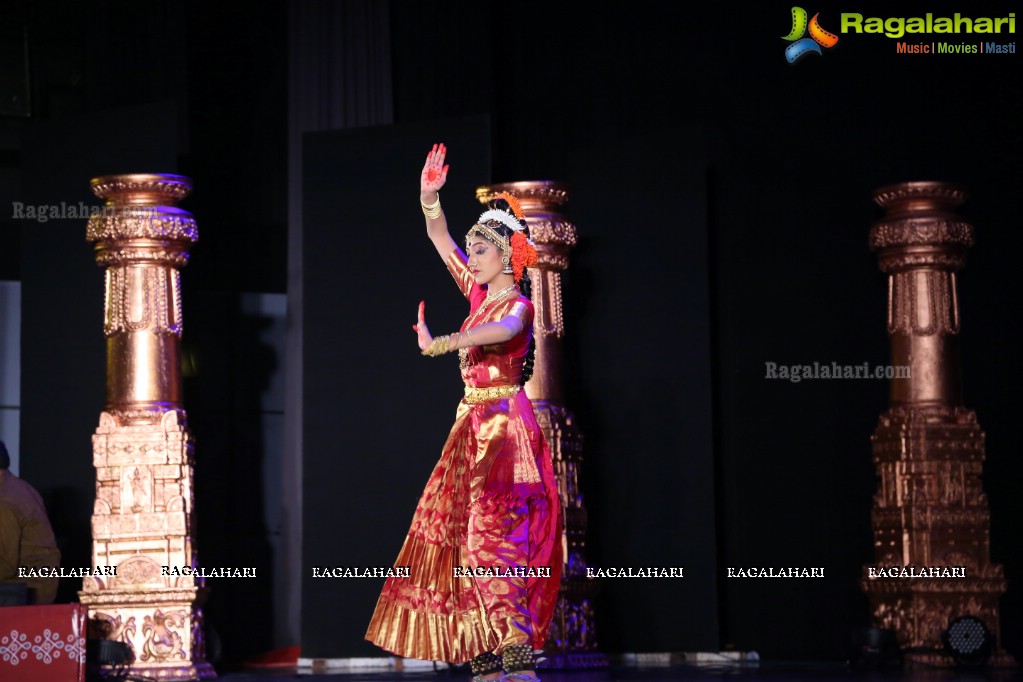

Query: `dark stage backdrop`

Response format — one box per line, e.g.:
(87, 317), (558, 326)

(19, 101), (178, 603)
(563, 130), (718, 652)
(300, 116), (493, 657)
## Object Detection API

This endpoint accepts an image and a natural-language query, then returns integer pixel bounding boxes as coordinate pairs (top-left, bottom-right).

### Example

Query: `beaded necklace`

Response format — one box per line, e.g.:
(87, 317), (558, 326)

(485, 283), (517, 304)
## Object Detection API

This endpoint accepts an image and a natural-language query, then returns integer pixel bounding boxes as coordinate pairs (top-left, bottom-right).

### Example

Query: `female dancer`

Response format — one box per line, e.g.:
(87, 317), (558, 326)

(365, 143), (563, 682)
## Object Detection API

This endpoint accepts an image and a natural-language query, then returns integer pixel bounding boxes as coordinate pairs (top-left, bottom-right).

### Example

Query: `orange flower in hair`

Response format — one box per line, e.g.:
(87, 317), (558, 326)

(494, 192), (525, 221)
(510, 231), (538, 282)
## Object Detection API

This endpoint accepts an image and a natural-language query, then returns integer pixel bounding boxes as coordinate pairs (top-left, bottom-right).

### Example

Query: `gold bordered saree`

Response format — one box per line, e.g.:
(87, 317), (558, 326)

(365, 248), (563, 663)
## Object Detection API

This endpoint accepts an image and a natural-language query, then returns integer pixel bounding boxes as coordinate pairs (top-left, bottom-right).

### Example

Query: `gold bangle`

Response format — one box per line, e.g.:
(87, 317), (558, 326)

(421, 193), (442, 219)
(465, 328), (474, 346)
(422, 334), (451, 357)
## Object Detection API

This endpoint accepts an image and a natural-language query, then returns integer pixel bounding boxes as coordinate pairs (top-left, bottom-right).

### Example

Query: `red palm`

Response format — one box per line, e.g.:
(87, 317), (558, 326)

(420, 143), (449, 194)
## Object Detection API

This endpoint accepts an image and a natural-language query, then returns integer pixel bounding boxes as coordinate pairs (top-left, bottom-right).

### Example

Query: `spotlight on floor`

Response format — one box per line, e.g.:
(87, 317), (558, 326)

(942, 615), (993, 666)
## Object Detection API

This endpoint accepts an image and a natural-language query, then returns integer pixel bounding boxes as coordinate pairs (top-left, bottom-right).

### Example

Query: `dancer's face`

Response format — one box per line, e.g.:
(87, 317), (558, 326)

(466, 236), (505, 286)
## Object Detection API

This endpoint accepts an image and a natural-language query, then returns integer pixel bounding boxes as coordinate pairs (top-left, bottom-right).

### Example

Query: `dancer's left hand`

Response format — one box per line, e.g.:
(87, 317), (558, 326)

(413, 300), (432, 350)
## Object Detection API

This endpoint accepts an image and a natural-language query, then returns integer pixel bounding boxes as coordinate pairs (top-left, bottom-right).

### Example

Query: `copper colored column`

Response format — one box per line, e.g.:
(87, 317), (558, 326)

(862, 181), (1012, 667)
(477, 182), (605, 668)
(79, 174), (215, 680)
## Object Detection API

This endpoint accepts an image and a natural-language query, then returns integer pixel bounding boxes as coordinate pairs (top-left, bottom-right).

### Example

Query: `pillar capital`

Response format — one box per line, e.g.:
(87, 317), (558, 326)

(869, 181), (973, 273)
(87, 174), (198, 270)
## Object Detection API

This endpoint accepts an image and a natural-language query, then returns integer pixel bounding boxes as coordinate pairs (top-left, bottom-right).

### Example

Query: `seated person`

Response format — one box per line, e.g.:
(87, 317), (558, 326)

(0, 440), (61, 604)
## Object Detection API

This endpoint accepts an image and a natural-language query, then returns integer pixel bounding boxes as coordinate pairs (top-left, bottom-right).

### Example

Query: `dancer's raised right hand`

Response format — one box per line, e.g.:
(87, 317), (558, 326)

(420, 142), (449, 198)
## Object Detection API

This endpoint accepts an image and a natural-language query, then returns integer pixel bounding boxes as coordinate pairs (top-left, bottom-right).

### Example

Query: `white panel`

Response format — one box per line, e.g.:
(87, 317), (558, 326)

(0, 410), (18, 475)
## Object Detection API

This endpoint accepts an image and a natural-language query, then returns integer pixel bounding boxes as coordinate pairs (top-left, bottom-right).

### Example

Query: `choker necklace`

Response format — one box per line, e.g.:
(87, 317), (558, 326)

(484, 283), (517, 304)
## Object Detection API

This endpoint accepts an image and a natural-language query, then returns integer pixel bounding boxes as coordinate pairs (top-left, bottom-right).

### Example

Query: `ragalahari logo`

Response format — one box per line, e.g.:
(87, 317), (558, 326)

(782, 7), (839, 63)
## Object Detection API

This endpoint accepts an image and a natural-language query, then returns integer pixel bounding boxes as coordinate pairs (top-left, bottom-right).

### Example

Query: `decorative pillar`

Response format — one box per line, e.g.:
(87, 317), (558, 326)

(79, 174), (215, 680)
(476, 182), (605, 668)
(862, 181), (1011, 666)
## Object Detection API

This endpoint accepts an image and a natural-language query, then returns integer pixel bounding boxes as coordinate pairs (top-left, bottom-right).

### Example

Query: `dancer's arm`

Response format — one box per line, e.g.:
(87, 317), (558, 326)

(420, 143), (458, 261)
(416, 302), (529, 355)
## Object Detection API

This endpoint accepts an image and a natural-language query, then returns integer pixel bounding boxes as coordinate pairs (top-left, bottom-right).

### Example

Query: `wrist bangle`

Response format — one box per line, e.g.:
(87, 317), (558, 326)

(422, 334), (452, 357)
(421, 193), (442, 219)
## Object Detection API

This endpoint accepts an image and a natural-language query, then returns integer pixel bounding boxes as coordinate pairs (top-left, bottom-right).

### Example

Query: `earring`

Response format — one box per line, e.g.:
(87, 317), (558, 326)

(501, 254), (512, 274)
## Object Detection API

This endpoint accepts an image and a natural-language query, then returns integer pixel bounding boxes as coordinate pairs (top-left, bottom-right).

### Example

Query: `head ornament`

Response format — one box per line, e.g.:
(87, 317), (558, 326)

(466, 195), (538, 282)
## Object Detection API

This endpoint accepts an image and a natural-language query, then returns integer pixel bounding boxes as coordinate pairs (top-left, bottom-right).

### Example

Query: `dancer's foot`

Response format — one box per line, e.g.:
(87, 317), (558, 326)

(469, 651), (504, 682)
(501, 644), (539, 681)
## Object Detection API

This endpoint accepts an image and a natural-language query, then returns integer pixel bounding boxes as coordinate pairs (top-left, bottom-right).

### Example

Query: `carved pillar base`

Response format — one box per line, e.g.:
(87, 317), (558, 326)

(79, 410), (214, 679)
(79, 591), (214, 680)
(862, 406), (1011, 667)
(864, 585), (1012, 667)
(534, 401), (605, 668)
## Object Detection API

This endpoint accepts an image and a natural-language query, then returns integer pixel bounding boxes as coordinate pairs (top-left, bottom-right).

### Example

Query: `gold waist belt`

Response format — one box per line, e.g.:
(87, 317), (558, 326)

(464, 385), (521, 404)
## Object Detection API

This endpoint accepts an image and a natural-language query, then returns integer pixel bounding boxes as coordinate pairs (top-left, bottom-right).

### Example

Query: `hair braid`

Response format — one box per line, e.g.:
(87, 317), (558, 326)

(484, 197), (537, 386)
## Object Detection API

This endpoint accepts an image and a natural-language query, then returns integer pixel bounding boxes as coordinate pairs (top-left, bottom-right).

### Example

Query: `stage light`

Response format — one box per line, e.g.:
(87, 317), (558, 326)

(942, 615), (993, 666)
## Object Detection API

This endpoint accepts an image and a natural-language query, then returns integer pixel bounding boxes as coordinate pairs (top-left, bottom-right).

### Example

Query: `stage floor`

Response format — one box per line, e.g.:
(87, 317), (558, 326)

(209, 661), (1023, 682)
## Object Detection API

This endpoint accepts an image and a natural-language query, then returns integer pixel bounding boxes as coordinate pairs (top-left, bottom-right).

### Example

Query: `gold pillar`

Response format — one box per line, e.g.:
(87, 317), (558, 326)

(79, 174), (215, 680)
(477, 182), (605, 668)
(862, 181), (1012, 667)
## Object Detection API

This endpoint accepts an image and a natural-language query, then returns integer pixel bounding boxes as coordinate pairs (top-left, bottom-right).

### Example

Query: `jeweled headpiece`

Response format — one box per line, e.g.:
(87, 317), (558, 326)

(466, 194), (538, 282)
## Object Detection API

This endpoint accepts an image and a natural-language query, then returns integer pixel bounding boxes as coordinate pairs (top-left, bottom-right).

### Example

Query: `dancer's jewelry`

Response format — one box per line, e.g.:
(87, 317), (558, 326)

(470, 652), (502, 679)
(422, 333), (458, 356)
(421, 193), (442, 219)
(485, 283), (517, 304)
(502, 644), (536, 674)
(466, 199), (537, 282)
